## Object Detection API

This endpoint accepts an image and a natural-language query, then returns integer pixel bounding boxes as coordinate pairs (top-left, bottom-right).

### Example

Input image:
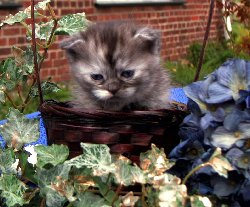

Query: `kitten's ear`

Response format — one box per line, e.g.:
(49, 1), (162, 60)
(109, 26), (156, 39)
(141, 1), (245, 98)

(60, 35), (85, 58)
(134, 27), (161, 54)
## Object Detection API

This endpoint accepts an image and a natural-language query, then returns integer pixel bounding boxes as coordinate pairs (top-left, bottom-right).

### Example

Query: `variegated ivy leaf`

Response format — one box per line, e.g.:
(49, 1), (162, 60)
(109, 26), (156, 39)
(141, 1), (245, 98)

(56, 13), (89, 35)
(189, 196), (212, 207)
(0, 0), (51, 27)
(0, 148), (16, 174)
(29, 81), (61, 98)
(26, 20), (54, 42)
(0, 174), (27, 207)
(113, 158), (146, 186)
(158, 184), (187, 207)
(0, 108), (40, 150)
(74, 192), (111, 207)
(0, 10), (29, 27)
(37, 164), (71, 207)
(208, 148), (233, 178)
(35, 0), (51, 10)
(66, 143), (115, 175)
(140, 144), (172, 176)
(12, 46), (36, 74)
(34, 144), (69, 168)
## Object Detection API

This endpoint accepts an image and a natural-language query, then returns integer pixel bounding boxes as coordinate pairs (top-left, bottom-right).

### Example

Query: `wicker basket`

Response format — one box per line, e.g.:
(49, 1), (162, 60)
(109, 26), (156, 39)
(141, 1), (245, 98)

(39, 100), (187, 163)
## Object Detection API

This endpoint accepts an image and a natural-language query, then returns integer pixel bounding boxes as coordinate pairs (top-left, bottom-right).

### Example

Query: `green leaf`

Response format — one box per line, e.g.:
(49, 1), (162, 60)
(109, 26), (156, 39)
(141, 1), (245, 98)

(56, 13), (89, 35)
(75, 192), (111, 207)
(0, 148), (16, 174)
(189, 196), (212, 207)
(140, 144), (172, 176)
(158, 184), (187, 206)
(0, 174), (27, 207)
(66, 143), (115, 175)
(35, 144), (69, 168)
(35, 0), (51, 10)
(93, 177), (120, 207)
(208, 148), (233, 178)
(0, 10), (29, 27)
(0, 58), (19, 90)
(0, 108), (40, 150)
(12, 46), (36, 74)
(29, 81), (61, 98)
(18, 151), (37, 184)
(113, 159), (145, 186)
(0, 0), (51, 27)
(37, 164), (71, 207)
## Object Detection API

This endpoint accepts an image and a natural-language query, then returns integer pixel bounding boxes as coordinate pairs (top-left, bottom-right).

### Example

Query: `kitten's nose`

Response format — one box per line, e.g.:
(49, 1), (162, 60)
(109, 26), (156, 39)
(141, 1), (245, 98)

(107, 81), (120, 94)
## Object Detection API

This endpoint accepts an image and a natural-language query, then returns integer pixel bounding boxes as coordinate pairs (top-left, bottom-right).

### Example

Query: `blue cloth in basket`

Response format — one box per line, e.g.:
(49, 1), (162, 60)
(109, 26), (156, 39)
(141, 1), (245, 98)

(0, 88), (188, 147)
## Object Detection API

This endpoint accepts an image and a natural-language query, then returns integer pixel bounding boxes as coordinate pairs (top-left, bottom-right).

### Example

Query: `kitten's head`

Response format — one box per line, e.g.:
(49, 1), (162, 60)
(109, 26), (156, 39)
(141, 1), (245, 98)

(61, 21), (162, 105)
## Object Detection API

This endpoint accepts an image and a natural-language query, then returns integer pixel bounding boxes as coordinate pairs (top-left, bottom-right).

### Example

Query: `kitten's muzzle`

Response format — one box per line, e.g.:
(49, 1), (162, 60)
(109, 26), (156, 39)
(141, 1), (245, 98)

(106, 81), (120, 95)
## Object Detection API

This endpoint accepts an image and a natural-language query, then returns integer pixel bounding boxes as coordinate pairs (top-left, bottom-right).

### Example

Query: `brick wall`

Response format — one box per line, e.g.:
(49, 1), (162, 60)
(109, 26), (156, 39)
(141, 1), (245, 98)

(0, 0), (224, 82)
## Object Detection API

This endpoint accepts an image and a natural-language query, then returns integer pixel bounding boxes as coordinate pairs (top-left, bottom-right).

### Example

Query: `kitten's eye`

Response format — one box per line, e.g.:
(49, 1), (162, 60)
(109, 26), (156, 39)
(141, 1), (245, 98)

(91, 74), (104, 81)
(121, 70), (134, 78)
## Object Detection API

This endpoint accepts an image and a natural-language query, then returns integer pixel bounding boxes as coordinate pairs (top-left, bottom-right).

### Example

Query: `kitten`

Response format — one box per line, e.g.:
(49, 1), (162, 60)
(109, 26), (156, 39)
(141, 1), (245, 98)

(61, 21), (171, 111)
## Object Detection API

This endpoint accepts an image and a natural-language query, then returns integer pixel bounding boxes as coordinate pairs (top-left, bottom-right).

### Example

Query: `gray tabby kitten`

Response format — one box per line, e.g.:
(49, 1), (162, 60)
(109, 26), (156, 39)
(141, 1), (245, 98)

(61, 21), (171, 111)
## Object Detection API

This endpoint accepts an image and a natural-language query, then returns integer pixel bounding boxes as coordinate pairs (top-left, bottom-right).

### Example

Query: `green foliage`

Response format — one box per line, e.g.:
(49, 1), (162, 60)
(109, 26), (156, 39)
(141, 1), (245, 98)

(34, 144), (69, 168)
(56, 13), (89, 35)
(166, 41), (250, 86)
(0, 0), (88, 117)
(66, 143), (115, 175)
(0, 174), (27, 207)
(0, 108), (39, 150)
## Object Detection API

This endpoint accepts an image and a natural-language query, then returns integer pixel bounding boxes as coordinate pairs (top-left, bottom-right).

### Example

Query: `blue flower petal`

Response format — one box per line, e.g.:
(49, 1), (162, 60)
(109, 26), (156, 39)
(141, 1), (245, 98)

(206, 82), (233, 104)
(223, 109), (245, 131)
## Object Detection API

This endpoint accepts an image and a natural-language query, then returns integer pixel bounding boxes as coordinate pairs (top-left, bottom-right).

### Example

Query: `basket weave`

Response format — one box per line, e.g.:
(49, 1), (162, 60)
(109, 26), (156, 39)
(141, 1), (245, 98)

(39, 100), (187, 163)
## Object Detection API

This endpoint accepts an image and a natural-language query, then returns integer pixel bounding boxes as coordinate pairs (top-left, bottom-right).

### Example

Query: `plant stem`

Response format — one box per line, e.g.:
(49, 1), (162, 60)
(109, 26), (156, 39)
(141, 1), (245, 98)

(141, 184), (149, 207)
(31, 0), (44, 104)
(4, 91), (19, 109)
(40, 198), (46, 207)
(182, 163), (211, 185)
(194, 0), (215, 81)
(111, 184), (123, 206)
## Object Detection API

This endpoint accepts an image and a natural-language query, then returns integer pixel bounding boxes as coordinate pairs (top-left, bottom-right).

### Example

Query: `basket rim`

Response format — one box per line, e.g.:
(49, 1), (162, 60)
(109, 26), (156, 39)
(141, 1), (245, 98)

(39, 100), (187, 120)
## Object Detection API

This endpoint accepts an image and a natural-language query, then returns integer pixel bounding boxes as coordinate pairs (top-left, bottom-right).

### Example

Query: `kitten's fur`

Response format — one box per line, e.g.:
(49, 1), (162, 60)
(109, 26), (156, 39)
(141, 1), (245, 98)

(61, 21), (171, 111)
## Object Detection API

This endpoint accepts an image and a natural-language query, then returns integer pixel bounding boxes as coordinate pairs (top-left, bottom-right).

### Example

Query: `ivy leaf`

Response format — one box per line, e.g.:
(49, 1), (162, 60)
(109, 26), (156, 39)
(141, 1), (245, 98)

(0, 174), (27, 207)
(44, 189), (67, 207)
(0, 148), (16, 174)
(26, 21), (54, 42)
(18, 151), (37, 184)
(12, 46), (36, 74)
(0, 58), (20, 90)
(56, 13), (89, 35)
(189, 196), (212, 207)
(113, 158), (146, 186)
(93, 177), (121, 207)
(35, 0), (51, 10)
(29, 81), (61, 98)
(0, 108), (40, 150)
(208, 148), (233, 178)
(66, 143), (115, 175)
(140, 144), (172, 176)
(37, 164), (71, 207)
(158, 184), (187, 206)
(0, 10), (29, 27)
(74, 192), (111, 207)
(34, 144), (69, 168)
(0, 0), (51, 27)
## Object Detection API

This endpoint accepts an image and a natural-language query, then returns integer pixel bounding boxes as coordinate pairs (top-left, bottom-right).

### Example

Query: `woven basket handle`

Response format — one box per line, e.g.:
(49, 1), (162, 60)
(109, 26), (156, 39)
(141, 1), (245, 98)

(194, 0), (215, 82)
(31, 0), (44, 105)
